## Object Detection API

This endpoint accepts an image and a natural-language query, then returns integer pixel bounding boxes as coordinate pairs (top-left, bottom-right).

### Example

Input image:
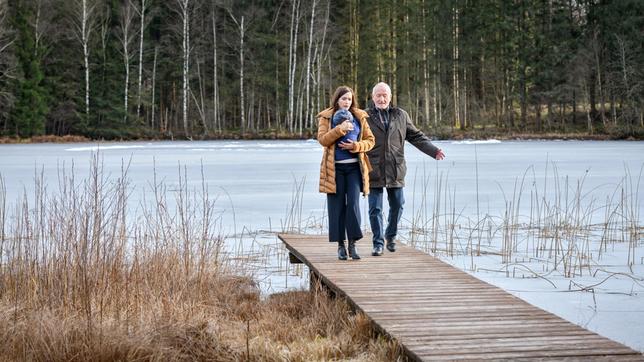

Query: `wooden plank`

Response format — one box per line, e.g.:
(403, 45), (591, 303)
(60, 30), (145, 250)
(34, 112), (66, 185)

(417, 350), (644, 361)
(278, 233), (643, 361)
(371, 311), (557, 321)
(397, 330), (596, 341)
(410, 344), (638, 356)
(400, 334), (629, 347)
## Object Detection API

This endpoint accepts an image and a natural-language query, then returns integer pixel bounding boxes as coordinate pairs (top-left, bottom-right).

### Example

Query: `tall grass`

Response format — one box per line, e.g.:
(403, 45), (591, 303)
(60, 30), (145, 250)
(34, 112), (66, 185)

(0, 155), (399, 361)
(407, 159), (643, 279)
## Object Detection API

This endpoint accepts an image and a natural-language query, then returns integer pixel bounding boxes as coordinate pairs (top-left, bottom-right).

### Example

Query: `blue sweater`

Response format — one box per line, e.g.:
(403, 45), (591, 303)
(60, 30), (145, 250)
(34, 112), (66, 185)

(332, 109), (360, 161)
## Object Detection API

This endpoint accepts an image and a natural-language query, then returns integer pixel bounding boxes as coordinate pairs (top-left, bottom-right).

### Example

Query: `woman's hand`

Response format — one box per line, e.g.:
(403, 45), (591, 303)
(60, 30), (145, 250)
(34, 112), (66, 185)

(338, 140), (355, 151)
(339, 120), (354, 132)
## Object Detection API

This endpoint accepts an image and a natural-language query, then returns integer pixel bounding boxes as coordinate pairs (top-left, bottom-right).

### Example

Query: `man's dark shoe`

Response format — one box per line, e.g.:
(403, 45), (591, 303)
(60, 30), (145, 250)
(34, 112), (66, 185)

(386, 240), (396, 252)
(348, 240), (361, 260)
(337, 241), (348, 260)
(371, 245), (383, 256)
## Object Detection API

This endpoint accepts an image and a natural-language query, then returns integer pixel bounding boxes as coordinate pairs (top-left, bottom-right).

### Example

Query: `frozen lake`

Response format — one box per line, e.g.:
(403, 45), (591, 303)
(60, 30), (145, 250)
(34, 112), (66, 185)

(1, 139), (643, 352)
(2, 139), (643, 231)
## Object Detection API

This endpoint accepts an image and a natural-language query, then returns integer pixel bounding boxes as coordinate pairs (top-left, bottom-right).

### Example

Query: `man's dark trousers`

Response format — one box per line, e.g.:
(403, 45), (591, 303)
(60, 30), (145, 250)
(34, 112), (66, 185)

(368, 187), (404, 247)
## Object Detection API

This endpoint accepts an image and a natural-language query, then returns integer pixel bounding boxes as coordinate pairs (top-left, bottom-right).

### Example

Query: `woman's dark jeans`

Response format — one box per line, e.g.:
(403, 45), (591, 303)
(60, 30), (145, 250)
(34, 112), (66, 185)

(327, 162), (363, 242)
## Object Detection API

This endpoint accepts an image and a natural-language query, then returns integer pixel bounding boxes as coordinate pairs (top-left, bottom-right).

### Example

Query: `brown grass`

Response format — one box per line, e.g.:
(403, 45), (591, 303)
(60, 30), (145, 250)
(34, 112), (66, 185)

(0, 135), (91, 143)
(0, 276), (399, 361)
(0, 156), (401, 361)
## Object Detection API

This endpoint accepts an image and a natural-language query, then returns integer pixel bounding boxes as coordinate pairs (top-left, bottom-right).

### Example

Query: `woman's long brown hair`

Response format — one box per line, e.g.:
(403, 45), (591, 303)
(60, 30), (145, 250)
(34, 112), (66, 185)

(330, 86), (360, 115)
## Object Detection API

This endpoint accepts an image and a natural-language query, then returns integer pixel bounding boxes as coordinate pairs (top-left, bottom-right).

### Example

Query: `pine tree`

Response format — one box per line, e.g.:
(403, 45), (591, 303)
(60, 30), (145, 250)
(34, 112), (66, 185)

(9, 1), (48, 137)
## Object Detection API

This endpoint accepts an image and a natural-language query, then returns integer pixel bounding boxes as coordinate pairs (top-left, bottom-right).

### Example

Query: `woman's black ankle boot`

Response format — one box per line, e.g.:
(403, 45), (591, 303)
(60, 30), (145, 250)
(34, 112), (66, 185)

(337, 241), (348, 260)
(348, 240), (360, 260)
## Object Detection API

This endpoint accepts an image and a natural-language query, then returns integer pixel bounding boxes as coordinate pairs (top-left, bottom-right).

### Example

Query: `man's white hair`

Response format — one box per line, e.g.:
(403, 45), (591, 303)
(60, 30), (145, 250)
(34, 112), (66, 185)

(372, 82), (391, 95)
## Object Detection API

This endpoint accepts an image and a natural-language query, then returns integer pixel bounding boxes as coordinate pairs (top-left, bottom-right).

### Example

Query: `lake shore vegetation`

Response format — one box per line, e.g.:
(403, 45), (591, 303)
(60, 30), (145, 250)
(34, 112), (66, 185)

(0, 124), (640, 144)
(0, 158), (401, 361)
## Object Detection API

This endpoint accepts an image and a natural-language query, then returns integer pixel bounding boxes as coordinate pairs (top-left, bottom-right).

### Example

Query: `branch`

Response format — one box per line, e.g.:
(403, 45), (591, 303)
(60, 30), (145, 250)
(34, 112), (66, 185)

(0, 39), (14, 55)
(225, 7), (240, 28)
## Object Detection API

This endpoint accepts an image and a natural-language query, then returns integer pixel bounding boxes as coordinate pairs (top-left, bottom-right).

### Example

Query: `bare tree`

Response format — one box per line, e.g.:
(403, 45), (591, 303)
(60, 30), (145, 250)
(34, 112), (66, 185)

(190, 59), (208, 136)
(422, 0), (430, 126)
(311, 0), (329, 129)
(614, 34), (642, 129)
(0, 0), (15, 126)
(452, 5), (460, 129)
(72, 0), (98, 121)
(134, 0), (150, 119)
(211, 9), (220, 132)
(0, 0), (14, 68)
(117, 0), (137, 123)
(433, 29), (441, 127)
(98, 2), (110, 78)
(225, 9), (246, 132)
(591, 28), (607, 126)
(0, 0), (9, 49)
(287, 0), (300, 132)
(32, 0), (52, 54)
(570, 47), (594, 133)
(348, 0), (358, 89)
(175, 0), (192, 138)
(303, 0), (317, 136)
(151, 45), (157, 129)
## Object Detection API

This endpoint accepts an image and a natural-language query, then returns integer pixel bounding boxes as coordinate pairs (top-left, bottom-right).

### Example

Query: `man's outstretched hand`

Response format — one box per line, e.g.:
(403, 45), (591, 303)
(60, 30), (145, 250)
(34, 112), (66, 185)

(435, 149), (445, 160)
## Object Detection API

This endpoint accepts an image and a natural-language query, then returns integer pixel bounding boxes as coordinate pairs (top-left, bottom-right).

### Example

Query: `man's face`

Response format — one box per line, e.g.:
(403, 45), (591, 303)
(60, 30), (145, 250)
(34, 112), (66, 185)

(372, 87), (391, 109)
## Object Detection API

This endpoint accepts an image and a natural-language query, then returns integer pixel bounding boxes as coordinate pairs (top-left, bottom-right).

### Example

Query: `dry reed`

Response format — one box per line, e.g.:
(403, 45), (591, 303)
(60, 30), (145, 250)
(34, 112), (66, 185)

(406, 157), (643, 279)
(0, 155), (400, 361)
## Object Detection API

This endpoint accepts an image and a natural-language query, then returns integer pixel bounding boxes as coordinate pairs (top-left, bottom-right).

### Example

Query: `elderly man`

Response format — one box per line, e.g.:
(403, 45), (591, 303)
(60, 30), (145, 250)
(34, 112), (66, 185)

(366, 82), (445, 256)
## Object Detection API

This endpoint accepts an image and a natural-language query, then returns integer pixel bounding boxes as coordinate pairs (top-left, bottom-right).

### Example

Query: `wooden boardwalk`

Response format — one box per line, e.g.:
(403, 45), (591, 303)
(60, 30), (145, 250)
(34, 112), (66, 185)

(278, 233), (644, 361)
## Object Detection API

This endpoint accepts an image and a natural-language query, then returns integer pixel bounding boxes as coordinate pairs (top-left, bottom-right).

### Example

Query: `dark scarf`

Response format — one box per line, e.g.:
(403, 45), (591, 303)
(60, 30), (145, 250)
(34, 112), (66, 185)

(376, 106), (391, 130)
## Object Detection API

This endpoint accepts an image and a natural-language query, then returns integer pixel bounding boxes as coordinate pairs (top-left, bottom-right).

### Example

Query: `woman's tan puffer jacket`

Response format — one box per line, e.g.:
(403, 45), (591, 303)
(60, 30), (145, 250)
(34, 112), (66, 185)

(317, 108), (375, 195)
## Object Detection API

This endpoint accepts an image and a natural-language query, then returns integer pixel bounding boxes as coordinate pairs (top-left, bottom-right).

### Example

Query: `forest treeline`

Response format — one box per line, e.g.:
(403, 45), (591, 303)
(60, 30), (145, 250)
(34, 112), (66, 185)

(0, 0), (642, 140)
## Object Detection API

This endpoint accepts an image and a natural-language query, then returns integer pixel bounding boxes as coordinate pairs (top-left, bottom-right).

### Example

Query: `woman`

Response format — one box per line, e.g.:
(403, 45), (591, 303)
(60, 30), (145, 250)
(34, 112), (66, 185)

(318, 86), (374, 260)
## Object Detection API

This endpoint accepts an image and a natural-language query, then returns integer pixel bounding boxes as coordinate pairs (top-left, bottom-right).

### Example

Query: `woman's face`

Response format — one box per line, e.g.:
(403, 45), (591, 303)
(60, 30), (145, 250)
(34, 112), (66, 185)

(337, 91), (353, 110)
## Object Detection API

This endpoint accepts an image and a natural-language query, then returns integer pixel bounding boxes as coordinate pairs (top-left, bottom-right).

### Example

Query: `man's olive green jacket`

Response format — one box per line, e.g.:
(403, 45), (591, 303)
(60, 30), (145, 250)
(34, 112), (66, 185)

(366, 106), (440, 188)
